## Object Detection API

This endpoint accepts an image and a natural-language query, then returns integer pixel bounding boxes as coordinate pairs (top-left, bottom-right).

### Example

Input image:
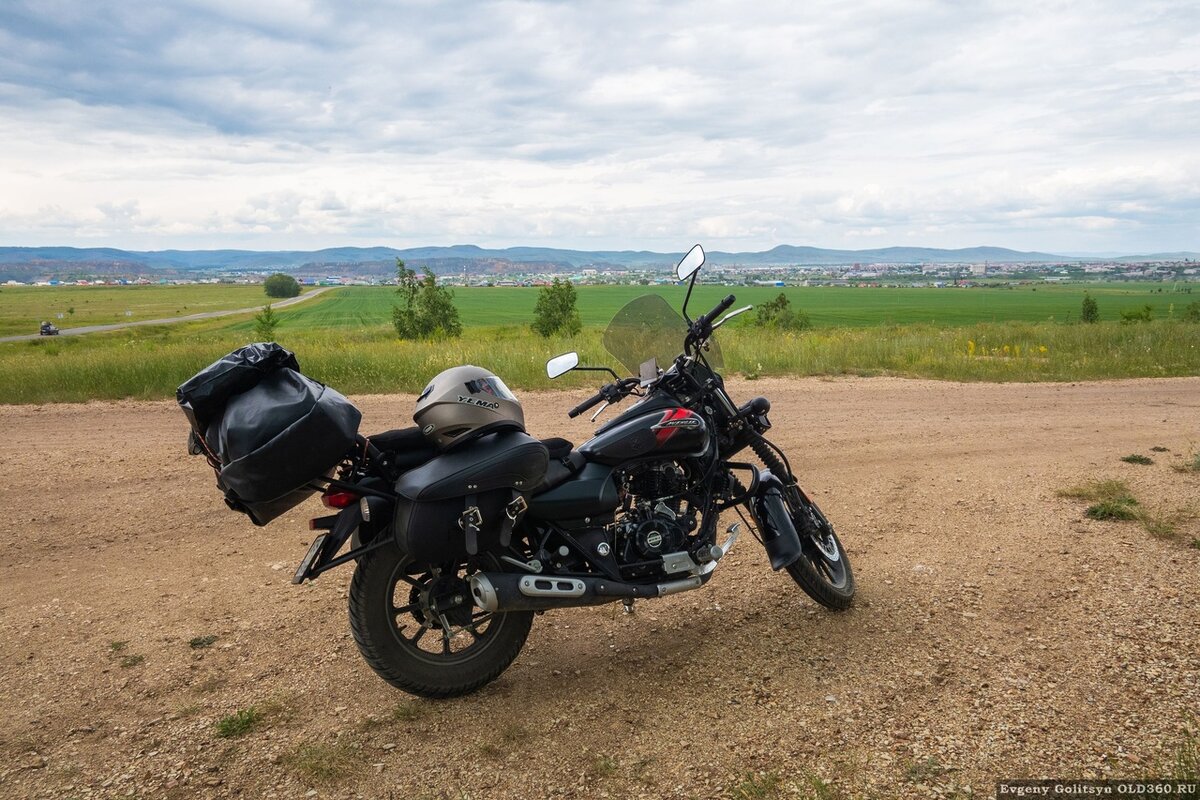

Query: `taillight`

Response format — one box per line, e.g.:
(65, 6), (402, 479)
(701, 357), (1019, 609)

(321, 491), (359, 509)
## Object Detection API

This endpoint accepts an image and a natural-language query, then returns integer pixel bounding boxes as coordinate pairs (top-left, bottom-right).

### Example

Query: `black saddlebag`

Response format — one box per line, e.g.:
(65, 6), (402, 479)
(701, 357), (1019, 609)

(178, 344), (362, 526)
(394, 431), (548, 563)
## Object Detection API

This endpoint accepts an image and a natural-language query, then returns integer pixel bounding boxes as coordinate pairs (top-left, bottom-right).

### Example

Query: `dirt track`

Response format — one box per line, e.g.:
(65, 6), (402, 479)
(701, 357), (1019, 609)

(1, 377), (1198, 799)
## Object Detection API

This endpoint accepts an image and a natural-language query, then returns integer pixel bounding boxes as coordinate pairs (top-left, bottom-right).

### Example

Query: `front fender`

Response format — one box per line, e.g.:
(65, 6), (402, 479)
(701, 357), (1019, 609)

(748, 470), (803, 570)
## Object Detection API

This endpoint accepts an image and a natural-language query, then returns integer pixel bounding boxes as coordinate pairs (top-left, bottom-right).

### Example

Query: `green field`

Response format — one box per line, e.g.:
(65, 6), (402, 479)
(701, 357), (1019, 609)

(1, 281), (1197, 404)
(0, 283), (267, 337)
(243, 283), (1192, 334)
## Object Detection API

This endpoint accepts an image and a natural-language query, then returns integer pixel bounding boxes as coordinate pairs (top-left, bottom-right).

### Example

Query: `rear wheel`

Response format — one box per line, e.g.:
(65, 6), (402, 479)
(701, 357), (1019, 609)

(784, 493), (855, 610)
(349, 543), (533, 698)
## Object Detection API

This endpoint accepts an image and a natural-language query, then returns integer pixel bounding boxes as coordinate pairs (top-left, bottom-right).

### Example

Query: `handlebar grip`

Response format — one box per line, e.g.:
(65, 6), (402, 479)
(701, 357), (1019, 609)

(568, 391), (605, 418)
(700, 294), (736, 327)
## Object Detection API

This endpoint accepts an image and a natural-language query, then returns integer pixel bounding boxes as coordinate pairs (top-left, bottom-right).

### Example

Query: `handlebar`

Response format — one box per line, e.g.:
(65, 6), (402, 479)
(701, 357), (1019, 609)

(567, 377), (640, 419)
(698, 294), (736, 330)
(568, 391), (606, 418)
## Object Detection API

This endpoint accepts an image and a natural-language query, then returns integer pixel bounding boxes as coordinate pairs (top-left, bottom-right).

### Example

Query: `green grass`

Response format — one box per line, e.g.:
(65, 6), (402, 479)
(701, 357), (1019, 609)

(2, 282), (1200, 404)
(729, 771), (784, 800)
(1059, 479), (1197, 542)
(265, 283), (1191, 331)
(215, 707), (261, 738)
(283, 740), (361, 783)
(189, 635), (218, 649)
(1121, 454), (1154, 465)
(1086, 500), (1140, 521)
(0, 284), (268, 336)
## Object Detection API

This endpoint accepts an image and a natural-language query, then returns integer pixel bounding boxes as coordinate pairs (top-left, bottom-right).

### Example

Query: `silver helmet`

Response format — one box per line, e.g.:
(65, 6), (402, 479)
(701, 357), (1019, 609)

(413, 365), (525, 449)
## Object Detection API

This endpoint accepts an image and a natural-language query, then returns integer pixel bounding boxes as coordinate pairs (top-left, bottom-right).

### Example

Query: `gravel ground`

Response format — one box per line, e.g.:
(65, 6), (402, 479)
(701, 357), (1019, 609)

(0, 376), (1197, 800)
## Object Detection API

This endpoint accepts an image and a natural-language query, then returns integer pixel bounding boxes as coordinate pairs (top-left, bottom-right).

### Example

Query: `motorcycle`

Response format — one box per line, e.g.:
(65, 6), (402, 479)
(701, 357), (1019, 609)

(289, 244), (855, 697)
(182, 244), (855, 698)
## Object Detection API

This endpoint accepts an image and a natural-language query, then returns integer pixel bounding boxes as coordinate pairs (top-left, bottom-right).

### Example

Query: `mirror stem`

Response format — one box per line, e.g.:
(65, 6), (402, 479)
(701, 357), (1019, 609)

(681, 269), (699, 324)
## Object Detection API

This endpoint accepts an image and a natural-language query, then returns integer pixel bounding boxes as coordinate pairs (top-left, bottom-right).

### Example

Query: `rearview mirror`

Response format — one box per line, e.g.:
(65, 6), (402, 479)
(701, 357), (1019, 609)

(676, 244), (705, 281)
(546, 352), (579, 379)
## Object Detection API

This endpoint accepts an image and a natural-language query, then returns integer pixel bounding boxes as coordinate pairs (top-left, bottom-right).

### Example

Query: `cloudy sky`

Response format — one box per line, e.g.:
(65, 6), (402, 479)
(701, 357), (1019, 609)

(1, 1), (1197, 254)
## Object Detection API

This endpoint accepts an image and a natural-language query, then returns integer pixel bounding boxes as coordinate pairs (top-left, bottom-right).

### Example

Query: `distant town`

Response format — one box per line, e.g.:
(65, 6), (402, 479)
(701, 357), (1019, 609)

(4, 257), (1197, 290)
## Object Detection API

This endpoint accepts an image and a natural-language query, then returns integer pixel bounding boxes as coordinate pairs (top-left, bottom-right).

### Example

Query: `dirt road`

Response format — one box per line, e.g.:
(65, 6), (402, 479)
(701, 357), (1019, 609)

(0, 377), (1197, 799)
(0, 288), (329, 343)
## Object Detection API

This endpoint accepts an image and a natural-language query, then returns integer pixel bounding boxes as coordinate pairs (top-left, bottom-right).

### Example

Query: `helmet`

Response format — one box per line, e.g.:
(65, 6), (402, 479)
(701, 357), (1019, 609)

(413, 365), (525, 449)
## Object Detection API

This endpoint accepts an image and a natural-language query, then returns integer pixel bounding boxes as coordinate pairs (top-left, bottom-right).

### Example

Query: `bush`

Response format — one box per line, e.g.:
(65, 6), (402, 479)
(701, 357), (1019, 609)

(1081, 293), (1099, 323)
(1120, 304), (1153, 324)
(1183, 301), (1200, 323)
(531, 278), (582, 337)
(754, 293), (811, 331)
(263, 273), (300, 299)
(392, 260), (462, 340)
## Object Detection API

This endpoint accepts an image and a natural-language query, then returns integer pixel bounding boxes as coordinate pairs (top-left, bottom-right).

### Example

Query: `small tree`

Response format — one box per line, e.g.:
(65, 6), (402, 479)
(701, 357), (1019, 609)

(754, 293), (811, 331)
(531, 278), (582, 337)
(1080, 293), (1099, 324)
(392, 259), (462, 339)
(1183, 301), (1200, 323)
(264, 273), (300, 298)
(254, 303), (279, 339)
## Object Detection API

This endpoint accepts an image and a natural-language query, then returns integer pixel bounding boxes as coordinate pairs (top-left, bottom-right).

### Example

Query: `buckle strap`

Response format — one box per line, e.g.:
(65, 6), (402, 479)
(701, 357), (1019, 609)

(459, 494), (482, 555)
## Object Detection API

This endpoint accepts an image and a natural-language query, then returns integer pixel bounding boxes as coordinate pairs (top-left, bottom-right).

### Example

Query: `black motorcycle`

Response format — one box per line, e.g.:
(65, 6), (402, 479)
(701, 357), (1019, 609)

(180, 245), (854, 698)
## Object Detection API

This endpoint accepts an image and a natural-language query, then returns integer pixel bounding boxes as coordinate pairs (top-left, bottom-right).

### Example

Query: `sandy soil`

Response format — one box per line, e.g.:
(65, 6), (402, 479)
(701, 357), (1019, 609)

(0, 377), (1197, 799)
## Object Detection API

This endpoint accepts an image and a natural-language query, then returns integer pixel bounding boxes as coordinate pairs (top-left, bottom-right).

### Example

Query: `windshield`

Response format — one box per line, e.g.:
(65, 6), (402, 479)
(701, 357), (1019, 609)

(602, 294), (722, 374)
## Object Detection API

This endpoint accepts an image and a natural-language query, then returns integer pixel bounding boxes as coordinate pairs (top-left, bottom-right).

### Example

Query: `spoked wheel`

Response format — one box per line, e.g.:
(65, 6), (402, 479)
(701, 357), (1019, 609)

(784, 492), (856, 610)
(349, 544), (533, 698)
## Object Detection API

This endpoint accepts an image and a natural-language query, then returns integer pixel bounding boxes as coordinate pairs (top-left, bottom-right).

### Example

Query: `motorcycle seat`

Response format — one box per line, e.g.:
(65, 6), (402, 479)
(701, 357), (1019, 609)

(366, 427), (440, 474)
(532, 441), (585, 495)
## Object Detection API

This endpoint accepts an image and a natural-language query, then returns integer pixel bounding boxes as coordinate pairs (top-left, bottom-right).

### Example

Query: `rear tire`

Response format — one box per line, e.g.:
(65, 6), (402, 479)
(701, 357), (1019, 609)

(784, 495), (855, 610)
(348, 543), (533, 698)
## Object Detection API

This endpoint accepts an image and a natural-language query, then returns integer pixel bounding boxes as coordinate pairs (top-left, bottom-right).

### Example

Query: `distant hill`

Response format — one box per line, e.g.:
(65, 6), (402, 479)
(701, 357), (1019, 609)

(0, 243), (1195, 281)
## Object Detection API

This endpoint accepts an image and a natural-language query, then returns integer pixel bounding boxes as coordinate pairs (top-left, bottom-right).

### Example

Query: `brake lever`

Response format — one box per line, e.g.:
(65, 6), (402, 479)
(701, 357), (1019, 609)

(590, 401), (610, 422)
(711, 305), (753, 331)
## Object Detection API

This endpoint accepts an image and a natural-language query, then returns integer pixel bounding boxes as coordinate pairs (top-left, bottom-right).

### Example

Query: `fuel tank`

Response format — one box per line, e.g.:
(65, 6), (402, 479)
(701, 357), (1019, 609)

(580, 403), (709, 466)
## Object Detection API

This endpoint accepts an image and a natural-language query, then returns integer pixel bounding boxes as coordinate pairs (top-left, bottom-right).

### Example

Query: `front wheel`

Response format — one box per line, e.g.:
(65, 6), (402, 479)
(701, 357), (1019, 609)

(784, 494), (855, 610)
(348, 543), (534, 698)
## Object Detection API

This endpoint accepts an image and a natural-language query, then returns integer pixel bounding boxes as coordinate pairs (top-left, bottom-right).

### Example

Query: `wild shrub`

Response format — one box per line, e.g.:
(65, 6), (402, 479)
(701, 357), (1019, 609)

(531, 278), (582, 337)
(754, 293), (811, 331)
(263, 273), (300, 299)
(1081, 293), (1099, 323)
(392, 259), (462, 340)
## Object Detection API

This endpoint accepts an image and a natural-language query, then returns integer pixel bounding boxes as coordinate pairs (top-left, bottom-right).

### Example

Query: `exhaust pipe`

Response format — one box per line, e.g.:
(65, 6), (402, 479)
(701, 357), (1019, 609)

(470, 571), (708, 613)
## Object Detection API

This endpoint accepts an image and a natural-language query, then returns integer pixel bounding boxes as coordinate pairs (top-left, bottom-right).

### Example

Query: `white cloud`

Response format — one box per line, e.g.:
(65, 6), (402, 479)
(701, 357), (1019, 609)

(0, 0), (1197, 253)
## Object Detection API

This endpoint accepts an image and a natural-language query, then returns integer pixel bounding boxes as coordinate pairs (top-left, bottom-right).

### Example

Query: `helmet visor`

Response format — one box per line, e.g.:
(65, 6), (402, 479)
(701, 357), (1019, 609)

(464, 375), (517, 402)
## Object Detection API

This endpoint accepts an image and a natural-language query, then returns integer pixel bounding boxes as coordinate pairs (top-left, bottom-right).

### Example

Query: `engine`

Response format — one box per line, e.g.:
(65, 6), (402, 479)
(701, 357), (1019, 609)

(612, 462), (696, 576)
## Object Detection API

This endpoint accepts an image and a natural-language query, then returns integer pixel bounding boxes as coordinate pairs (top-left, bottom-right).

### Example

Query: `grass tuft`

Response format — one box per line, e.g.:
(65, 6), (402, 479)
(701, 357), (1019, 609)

(729, 770), (784, 800)
(283, 740), (360, 783)
(392, 703), (423, 723)
(1121, 454), (1154, 465)
(189, 635), (218, 649)
(109, 640), (127, 652)
(591, 754), (618, 778)
(1058, 479), (1136, 505)
(1086, 501), (1140, 521)
(214, 707), (261, 738)
(904, 756), (948, 783)
(1170, 723), (1199, 780)
(119, 654), (145, 668)
(1174, 452), (1200, 473)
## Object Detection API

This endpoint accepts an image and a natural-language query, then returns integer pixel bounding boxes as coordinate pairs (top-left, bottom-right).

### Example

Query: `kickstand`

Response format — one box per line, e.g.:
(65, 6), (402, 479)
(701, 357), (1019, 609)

(622, 599), (636, 615)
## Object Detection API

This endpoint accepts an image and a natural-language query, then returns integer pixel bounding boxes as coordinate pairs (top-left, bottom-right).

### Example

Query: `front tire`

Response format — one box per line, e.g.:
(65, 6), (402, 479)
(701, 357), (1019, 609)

(784, 494), (855, 610)
(348, 543), (534, 698)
